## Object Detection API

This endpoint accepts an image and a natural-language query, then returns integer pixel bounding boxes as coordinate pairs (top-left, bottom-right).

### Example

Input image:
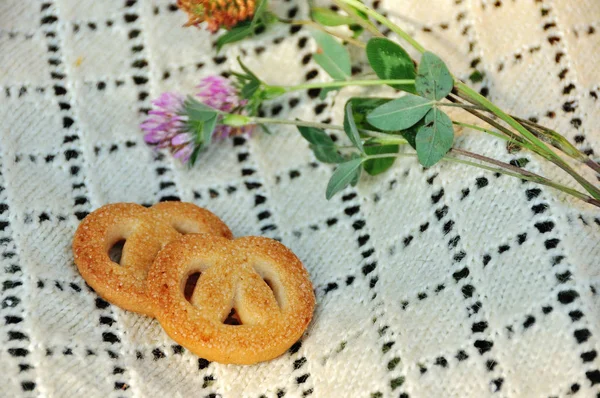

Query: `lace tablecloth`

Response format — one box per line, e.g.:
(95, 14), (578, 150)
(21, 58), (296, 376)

(1, 0), (599, 397)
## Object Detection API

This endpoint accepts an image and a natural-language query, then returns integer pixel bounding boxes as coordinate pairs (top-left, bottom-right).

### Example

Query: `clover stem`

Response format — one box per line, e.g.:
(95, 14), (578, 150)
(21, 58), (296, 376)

(456, 82), (555, 156)
(453, 89), (600, 173)
(451, 121), (513, 142)
(249, 117), (345, 131)
(445, 155), (600, 207)
(247, 116), (393, 141)
(365, 151), (599, 207)
(456, 82), (600, 200)
(585, 159), (600, 175)
(331, 0), (384, 37)
(447, 95), (536, 149)
(361, 130), (405, 141)
(370, 137), (409, 145)
(338, 0), (426, 53)
(450, 148), (539, 178)
(451, 91), (581, 158)
(438, 102), (485, 111)
(447, 95), (514, 135)
(514, 117), (596, 164)
(339, 138), (408, 150)
(276, 18), (366, 48)
(276, 79), (415, 92)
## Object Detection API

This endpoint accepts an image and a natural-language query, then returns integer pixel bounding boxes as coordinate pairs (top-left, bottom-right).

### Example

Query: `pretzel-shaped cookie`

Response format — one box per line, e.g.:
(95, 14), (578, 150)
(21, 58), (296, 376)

(150, 201), (232, 238)
(147, 234), (315, 364)
(73, 202), (232, 316)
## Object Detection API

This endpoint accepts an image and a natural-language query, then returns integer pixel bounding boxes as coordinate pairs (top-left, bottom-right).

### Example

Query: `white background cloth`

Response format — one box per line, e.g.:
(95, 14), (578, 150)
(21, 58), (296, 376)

(0, 0), (599, 397)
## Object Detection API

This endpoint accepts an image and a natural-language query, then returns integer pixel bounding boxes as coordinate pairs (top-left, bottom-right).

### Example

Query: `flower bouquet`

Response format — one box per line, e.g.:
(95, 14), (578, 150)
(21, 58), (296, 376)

(144, 0), (600, 208)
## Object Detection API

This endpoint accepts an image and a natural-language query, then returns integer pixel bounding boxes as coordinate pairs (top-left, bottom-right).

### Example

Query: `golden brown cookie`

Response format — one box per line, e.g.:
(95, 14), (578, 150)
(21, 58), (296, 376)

(151, 201), (233, 238)
(72, 202), (232, 316)
(146, 234), (315, 364)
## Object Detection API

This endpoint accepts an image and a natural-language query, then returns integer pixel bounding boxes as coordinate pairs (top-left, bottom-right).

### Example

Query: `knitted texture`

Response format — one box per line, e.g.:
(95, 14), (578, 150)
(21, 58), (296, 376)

(1, 0), (599, 397)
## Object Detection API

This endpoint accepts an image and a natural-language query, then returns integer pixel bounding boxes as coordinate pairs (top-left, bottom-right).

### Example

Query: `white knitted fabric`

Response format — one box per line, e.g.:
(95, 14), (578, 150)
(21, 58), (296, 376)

(1, 0), (599, 397)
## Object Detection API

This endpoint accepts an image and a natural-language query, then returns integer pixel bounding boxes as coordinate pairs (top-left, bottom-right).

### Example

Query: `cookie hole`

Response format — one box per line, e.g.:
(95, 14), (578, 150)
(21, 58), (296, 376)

(184, 272), (201, 302)
(263, 278), (283, 308)
(108, 240), (125, 264)
(264, 278), (275, 291)
(171, 220), (206, 235)
(224, 308), (242, 325)
(173, 224), (193, 234)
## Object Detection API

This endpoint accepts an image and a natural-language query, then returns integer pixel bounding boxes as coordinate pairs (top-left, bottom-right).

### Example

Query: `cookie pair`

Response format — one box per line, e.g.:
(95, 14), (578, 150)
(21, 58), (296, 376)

(72, 202), (315, 364)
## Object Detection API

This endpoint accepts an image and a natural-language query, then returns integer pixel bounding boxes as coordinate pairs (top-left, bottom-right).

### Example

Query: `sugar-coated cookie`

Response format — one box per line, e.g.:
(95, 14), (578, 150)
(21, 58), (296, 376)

(146, 234), (315, 364)
(72, 202), (232, 316)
